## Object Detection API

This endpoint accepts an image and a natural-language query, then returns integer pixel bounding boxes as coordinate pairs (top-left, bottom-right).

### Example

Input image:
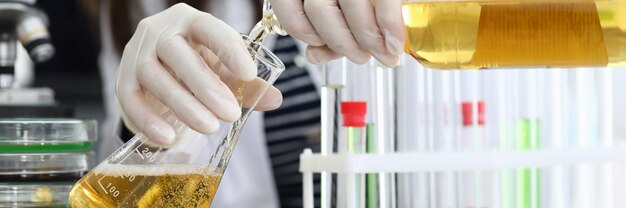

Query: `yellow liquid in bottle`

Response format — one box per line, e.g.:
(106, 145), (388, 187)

(402, 0), (626, 69)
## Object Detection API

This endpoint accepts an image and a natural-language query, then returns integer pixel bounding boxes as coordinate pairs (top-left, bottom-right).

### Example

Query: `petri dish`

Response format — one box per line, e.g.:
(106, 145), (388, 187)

(0, 118), (96, 153)
(0, 152), (94, 182)
(0, 182), (72, 208)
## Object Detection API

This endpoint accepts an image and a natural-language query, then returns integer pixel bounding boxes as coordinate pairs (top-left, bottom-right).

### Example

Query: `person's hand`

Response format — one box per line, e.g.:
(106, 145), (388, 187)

(270, 0), (405, 67)
(116, 3), (282, 145)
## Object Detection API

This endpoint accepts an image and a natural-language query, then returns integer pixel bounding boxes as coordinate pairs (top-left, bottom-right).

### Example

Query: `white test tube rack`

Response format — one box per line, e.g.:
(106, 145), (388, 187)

(300, 144), (626, 208)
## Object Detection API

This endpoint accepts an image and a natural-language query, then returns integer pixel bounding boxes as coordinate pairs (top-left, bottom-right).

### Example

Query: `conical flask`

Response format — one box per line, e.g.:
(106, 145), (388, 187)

(69, 39), (284, 208)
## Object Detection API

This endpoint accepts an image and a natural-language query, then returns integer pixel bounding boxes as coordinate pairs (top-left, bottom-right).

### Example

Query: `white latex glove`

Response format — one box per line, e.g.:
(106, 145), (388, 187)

(116, 3), (282, 145)
(270, 0), (405, 67)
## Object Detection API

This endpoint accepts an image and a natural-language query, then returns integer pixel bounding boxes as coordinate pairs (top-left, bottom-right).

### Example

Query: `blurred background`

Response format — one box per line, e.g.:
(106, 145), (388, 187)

(33, 0), (103, 122)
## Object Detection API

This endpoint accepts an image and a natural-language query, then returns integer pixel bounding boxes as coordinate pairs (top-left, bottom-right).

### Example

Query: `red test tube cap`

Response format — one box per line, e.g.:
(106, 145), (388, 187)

(461, 101), (485, 126)
(341, 101), (367, 127)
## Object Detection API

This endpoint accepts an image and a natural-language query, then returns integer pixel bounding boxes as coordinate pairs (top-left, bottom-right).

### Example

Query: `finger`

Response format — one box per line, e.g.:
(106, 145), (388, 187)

(270, 0), (324, 46)
(117, 84), (175, 145)
(304, 0), (371, 64)
(136, 57), (222, 134)
(338, 0), (399, 67)
(187, 14), (257, 81)
(115, 16), (177, 145)
(240, 78), (283, 111)
(376, 0), (406, 56)
(199, 46), (247, 92)
(305, 45), (343, 64)
(255, 86), (282, 111)
(156, 35), (242, 123)
(200, 48), (282, 111)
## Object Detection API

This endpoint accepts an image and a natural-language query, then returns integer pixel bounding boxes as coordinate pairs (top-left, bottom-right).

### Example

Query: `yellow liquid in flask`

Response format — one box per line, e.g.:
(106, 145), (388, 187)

(402, 0), (626, 69)
(69, 164), (222, 208)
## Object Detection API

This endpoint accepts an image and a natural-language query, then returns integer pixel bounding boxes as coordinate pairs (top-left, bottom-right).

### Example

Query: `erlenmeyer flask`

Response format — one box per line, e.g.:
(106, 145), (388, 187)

(68, 40), (284, 208)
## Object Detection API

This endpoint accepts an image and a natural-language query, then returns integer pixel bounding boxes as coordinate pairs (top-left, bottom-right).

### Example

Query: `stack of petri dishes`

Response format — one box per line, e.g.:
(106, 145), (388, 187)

(0, 118), (96, 208)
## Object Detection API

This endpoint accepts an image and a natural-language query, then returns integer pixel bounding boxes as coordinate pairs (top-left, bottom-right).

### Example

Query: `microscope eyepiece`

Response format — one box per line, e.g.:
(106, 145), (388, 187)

(23, 38), (53, 62)
(16, 13), (54, 63)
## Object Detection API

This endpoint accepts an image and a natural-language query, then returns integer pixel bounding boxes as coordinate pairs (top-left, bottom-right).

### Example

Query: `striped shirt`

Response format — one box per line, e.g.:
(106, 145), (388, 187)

(265, 35), (321, 208)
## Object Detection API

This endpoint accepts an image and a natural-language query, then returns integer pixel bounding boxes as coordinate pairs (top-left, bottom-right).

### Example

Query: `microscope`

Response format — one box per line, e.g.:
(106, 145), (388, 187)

(0, 0), (71, 117)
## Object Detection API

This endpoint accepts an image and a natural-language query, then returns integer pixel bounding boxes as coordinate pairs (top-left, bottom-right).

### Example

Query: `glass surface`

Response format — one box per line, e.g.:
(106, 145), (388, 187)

(0, 182), (73, 207)
(0, 152), (94, 182)
(0, 118), (96, 152)
(0, 142), (93, 153)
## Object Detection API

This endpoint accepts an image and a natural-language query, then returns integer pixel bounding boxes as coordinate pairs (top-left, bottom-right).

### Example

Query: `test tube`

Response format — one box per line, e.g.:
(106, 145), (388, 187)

(364, 59), (380, 208)
(342, 59), (372, 208)
(594, 68), (626, 207)
(595, 67), (614, 208)
(615, 69), (626, 207)
(610, 68), (625, 207)
(416, 60), (430, 208)
(395, 54), (430, 207)
(426, 69), (459, 208)
(561, 69), (574, 207)
(547, 68), (567, 208)
(370, 60), (397, 208)
(324, 59), (348, 208)
(572, 68), (597, 208)
(515, 69), (544, 208)
(424, 66), (438, 208)
(340, 101), (367, 208)
(500, 69), (516, 208)
(481, 70), (502, 208)
(395, 55), (411, 207)
(320, 60), (345, 208)
(458, 70), (488, 208)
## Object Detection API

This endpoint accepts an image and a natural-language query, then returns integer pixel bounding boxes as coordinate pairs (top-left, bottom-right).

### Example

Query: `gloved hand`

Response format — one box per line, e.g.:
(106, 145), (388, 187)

(270, 0), (405, 67)
(116, 3), (282, 145)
